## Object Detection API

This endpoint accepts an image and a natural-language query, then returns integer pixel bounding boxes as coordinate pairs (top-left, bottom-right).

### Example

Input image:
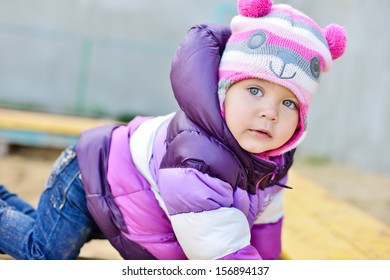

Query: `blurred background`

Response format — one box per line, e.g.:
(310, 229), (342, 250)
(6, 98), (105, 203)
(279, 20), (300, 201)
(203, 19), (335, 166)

(0, 0), (389, 226)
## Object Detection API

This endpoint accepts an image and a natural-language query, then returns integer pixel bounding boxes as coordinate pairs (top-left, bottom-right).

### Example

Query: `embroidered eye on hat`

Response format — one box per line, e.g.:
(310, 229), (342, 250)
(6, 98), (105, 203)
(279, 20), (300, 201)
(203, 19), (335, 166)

(218, 0), (347, 156)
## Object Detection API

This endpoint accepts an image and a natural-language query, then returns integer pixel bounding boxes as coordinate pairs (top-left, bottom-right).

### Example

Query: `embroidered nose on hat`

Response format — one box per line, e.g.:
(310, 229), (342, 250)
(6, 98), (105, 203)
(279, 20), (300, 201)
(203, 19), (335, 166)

(270, 51), (297, 79)
(218, 0), (347, 156)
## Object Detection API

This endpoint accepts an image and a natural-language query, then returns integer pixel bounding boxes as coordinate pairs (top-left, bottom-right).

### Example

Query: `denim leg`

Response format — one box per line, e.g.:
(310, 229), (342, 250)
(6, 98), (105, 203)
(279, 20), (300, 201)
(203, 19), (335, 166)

(0, 185), (37, 219)
(0, 146), (99, 259)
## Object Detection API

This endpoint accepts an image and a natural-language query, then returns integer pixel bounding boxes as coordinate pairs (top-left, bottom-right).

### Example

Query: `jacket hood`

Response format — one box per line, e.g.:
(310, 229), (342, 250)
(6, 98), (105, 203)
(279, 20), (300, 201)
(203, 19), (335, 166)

(170, 23), (232, 144)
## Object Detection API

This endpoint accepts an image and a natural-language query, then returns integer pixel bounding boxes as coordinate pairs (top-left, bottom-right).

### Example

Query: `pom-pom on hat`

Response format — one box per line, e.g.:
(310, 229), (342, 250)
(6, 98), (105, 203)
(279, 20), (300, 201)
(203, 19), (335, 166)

(219, 0), (347, 156)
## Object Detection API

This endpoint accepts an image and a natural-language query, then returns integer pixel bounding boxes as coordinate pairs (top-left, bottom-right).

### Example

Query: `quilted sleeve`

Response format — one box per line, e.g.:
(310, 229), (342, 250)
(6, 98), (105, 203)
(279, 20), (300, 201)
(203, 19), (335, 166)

(158, 167), (262, 260)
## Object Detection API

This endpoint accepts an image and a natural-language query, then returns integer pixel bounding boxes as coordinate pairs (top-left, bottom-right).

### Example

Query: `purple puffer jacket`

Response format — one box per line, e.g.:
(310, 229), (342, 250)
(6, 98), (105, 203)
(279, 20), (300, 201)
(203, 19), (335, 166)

(77, 23), (295, 260)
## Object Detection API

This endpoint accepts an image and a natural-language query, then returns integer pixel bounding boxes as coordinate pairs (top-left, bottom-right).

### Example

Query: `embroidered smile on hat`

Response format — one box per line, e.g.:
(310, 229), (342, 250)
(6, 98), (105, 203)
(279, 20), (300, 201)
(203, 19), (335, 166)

(218, 0), (347, 156)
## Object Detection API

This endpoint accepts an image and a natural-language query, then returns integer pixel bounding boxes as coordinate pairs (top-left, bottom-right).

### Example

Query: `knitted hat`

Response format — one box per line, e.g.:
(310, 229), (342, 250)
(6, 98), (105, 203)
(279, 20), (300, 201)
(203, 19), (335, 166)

(218, 0), (347, 156)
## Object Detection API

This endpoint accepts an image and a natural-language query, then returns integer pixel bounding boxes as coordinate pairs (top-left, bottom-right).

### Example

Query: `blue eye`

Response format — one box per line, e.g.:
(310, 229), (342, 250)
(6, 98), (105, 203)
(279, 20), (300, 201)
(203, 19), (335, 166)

(249, 87), (263, 96)
(283, 100), (298, 109)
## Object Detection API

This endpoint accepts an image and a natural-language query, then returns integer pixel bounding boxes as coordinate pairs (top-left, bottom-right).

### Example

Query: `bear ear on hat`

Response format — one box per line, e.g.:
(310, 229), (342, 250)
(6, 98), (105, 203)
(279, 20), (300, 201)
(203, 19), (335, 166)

(323, 23), (347, 60)
(238, 0), (273, 18)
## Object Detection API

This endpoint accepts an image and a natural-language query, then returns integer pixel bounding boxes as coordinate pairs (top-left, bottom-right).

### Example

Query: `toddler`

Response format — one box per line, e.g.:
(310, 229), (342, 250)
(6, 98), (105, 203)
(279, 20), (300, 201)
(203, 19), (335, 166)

(0, 0), (346, 259)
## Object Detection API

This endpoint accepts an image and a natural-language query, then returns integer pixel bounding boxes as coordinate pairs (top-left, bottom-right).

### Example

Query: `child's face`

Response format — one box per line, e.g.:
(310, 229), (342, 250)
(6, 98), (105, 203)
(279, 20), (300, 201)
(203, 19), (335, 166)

(224, 78), (299, 155)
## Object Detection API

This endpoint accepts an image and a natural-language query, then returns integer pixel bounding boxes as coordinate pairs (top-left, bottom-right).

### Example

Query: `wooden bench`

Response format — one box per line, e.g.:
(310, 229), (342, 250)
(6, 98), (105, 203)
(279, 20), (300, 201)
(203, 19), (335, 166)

(1, 108), (390, 260)
(0, 108), (115, 152)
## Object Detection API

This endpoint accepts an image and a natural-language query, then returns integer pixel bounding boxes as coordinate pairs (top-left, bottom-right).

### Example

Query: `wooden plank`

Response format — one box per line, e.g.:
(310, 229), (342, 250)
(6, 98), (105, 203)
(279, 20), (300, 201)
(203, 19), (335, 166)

(0, 129), (79, 149)
(282, 170), (390, 259)
(0, 108), (115, 136)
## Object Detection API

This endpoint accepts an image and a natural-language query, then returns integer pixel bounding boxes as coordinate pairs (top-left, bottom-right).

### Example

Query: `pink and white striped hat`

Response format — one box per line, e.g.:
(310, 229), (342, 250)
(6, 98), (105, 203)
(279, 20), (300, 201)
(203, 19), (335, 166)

(219, 0), (347, 156)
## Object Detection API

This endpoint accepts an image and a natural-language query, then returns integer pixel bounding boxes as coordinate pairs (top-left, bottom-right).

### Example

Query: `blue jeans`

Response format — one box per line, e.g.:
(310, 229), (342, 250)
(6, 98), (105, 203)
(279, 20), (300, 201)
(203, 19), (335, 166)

(0, 145), (102, 259)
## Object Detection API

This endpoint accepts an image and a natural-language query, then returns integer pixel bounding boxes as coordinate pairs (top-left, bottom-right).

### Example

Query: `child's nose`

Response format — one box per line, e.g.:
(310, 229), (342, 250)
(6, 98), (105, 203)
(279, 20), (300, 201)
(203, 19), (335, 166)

(258, 102), (278, 121)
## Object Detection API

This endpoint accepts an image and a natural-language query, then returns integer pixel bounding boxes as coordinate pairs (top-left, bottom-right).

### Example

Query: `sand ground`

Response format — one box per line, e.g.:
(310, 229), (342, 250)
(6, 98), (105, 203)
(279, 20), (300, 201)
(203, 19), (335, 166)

(1, 146), (389, 259)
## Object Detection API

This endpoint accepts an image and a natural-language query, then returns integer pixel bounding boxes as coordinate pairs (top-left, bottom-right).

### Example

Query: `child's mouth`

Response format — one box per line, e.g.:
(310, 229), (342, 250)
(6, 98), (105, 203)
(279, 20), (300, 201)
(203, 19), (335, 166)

(250, 129), (272, 138)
